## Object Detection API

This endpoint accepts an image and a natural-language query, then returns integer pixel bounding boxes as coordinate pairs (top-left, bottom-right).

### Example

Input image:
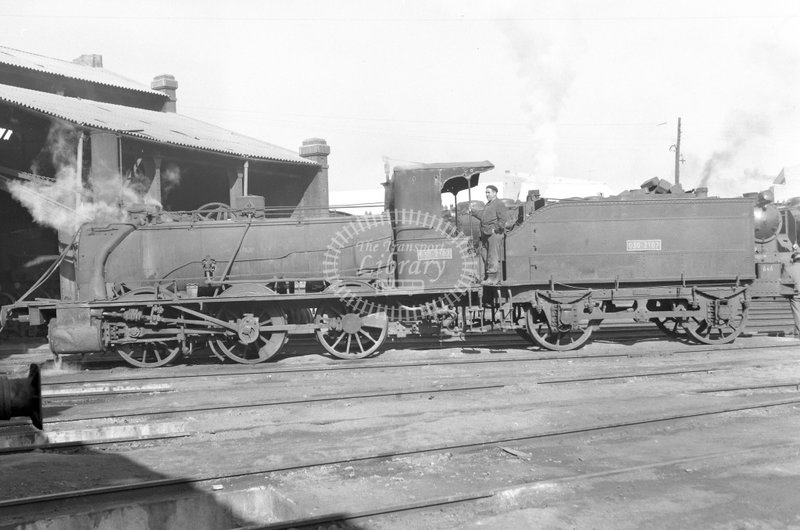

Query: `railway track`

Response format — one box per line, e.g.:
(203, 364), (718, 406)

(3, 332), (799, 528)
(248, 439), (800, 530)
(33, 339), (798, 389)
(2, 395), (798, 511)
(33, 383), (508, 426)
(0, 340), (785, 432)
(20, 348), (791, 417)
(0, 433), (190, 455)
(2, 354), (796, 455)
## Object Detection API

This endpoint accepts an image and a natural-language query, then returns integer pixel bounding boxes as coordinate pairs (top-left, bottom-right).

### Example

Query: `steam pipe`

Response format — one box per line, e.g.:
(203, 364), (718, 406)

(117, 133), (123, 176)
(85, 224), (137, 301)
(12, 229), (80, 306)
(214, 218), (253, 285)
(243, 160), (249, 197)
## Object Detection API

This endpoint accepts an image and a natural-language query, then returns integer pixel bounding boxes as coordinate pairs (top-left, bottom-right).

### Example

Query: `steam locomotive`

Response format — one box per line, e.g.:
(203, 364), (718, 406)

(1, 162), (795, 368)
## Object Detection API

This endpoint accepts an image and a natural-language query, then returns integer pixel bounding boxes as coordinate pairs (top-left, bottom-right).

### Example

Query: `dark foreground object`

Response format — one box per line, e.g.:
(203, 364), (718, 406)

(0, 363), (42, 429)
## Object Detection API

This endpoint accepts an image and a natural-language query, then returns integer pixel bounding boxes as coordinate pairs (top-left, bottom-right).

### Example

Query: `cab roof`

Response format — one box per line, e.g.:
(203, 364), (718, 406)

(393, 161), (494, 194)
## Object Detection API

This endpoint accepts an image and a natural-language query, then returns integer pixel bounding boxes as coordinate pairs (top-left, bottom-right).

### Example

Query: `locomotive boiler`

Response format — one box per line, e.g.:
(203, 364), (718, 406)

(1, 161), (794, 368)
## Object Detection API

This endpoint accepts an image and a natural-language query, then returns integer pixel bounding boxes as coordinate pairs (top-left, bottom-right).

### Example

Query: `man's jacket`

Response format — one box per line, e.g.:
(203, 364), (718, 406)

(472, 199), (507, 236)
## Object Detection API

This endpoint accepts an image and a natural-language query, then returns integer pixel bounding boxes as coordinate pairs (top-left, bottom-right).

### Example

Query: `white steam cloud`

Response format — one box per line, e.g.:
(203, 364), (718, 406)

(162, 161), (182, 198)
(9, 120), (159, 234)
(502, 21), (583, 176)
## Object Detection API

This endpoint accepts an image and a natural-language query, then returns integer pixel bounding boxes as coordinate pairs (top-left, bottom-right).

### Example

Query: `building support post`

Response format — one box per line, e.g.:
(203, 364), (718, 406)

(228, 166), (244, 205)
(145, 157), (162, 205)
(674, 117), (681, 185)
(58, 132), (84, 301)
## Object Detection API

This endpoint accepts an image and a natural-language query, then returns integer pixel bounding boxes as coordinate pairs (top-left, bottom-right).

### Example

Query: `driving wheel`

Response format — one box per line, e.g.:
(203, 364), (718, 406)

(315, 303), (388, 359)
(211, 284), (288, 363)
(115, 289), (181, 368)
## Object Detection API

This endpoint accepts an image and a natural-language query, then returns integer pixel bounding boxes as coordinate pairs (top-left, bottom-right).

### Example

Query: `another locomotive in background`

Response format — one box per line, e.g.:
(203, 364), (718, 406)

(1, 163), (797, 367)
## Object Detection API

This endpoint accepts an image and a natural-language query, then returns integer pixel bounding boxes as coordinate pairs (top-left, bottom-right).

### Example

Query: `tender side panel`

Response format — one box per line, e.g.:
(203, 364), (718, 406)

(504, 197), (755, 285)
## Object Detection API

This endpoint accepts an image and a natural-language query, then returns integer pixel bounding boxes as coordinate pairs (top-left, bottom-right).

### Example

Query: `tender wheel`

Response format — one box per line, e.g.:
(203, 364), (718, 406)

(315, 303), (388, 359)
(683, 293), (748, 345)
(515, 313), (535, 344)
(117, 341), (180, 368)
(211, 284), (288, 364)
(651, 317), (685, 338)
(196, 202), (233, 221)
(525, 307), (595, 351)
(516, 327), (535, 343)
(114, 289), (181, 368)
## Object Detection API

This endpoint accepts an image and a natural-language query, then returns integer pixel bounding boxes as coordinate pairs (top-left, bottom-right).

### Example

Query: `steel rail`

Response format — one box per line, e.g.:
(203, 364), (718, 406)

(37, 341), (795, 388)
(34, 383), (507, 425)
(0, 348), (784, 436)
(45, 356), (788, 427)
(239, 439), (800, 530)
(15, 344), (787, 420)
(0, 433), (191, 455)
(696, 381), (800, 394)
(537, 367), (724, 384)
(40, 352), (629, 385)
(43, 388), (174, 400)
(9, 359), (771, 429)
(0, 359), (761, 438)
(2, 396), (799, 509)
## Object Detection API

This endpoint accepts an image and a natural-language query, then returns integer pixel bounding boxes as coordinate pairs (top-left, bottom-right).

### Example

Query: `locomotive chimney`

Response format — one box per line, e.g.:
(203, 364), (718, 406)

(151, 74), (179, 113)
(297, 138), (330, 217)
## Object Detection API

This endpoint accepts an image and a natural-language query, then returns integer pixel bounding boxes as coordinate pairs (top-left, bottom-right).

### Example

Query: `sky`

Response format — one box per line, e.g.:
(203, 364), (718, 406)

(3, 0), (800, 199)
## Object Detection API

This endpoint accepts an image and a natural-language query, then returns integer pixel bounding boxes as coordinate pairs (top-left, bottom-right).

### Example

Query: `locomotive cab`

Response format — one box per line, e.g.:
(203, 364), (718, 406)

(385, 162), (493, 289)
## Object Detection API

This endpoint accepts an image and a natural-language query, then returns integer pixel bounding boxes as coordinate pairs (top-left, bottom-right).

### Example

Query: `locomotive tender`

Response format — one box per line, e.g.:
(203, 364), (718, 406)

(1, 162), (793, 367)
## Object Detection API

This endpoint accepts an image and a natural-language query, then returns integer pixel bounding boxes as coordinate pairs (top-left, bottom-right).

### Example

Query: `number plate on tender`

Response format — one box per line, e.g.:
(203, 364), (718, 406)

(626, 239), (662, 251)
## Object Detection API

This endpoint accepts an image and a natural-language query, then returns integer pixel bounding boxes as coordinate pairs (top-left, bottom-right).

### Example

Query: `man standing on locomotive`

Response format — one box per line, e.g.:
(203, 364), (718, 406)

(470, 185), (507, 285)
(787, 251), (800, 336)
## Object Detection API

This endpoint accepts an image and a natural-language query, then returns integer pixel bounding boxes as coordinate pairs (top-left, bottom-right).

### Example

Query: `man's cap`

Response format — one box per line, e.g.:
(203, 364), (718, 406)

(486, 185), (498, 193)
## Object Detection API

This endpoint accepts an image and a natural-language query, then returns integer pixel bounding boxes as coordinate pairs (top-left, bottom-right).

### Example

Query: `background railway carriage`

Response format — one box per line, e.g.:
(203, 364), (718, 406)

(1, 161), (797, 366)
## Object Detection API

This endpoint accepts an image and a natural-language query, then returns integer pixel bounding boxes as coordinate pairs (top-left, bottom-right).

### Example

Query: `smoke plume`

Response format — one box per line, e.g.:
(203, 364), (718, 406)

(698, 111), (772, 188)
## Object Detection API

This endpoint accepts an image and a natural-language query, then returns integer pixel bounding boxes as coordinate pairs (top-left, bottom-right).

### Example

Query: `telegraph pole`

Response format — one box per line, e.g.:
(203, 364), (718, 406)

(674, 117), (681, 185)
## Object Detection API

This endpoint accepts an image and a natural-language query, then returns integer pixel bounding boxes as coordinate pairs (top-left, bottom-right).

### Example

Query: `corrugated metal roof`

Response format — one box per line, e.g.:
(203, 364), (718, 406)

(0, 45), (166, 97)
(0, 84), (318, 165)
